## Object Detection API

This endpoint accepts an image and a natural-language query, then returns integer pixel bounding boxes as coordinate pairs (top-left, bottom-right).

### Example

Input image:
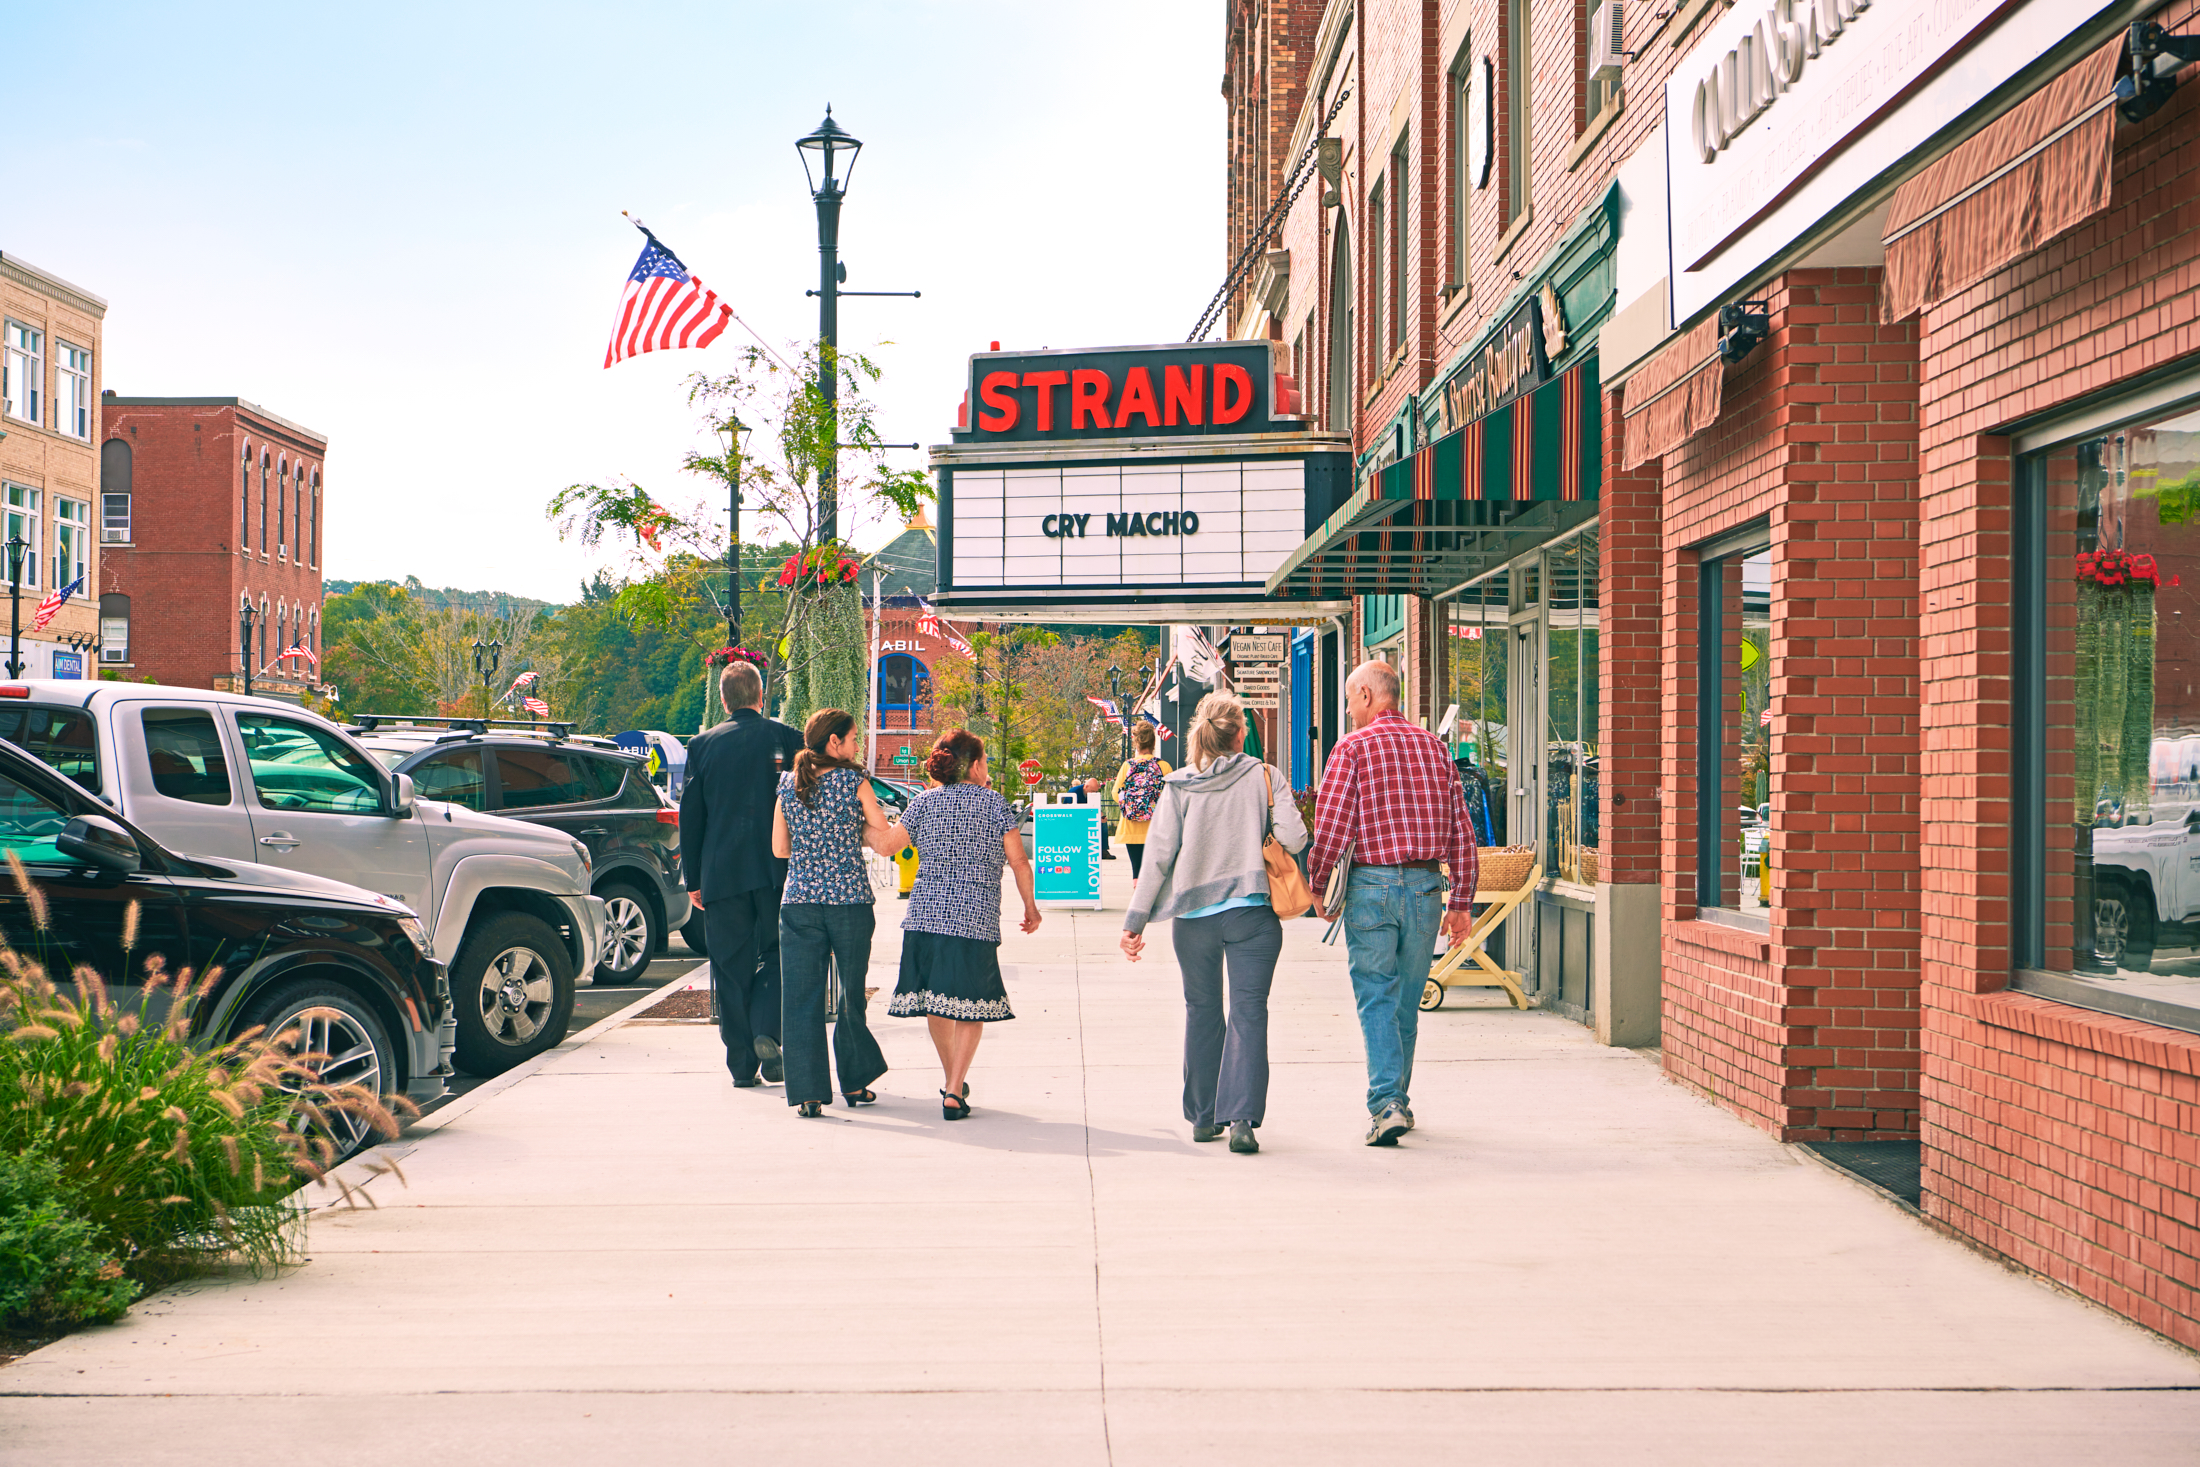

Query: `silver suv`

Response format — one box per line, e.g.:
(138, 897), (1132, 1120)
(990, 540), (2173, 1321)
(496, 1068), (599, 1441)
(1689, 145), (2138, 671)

(0, 681), (603, 1077)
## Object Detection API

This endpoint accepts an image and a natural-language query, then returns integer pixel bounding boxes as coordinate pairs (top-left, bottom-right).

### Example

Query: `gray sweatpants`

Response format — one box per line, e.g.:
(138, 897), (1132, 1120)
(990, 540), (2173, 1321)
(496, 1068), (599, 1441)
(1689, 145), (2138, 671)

(1172, 902), (1285, 1127)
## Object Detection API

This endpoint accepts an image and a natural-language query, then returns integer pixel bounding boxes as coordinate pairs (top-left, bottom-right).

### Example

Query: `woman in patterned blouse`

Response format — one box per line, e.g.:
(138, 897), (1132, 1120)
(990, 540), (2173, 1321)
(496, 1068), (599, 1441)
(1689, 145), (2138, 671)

(773, 709), (909, 1118)
(887, 728), (1040, 1119)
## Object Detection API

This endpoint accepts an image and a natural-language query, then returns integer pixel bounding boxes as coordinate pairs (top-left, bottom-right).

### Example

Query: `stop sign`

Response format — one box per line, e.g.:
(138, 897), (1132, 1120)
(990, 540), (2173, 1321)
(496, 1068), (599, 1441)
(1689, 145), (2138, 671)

(1019, 759), (1044, 786)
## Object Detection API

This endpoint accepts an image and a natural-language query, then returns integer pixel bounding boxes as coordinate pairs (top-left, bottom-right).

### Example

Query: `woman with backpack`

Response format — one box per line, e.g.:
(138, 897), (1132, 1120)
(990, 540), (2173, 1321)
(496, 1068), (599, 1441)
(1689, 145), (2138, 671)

(1119, 692), (1308, 1155)
(1110, 721), (1173, 878)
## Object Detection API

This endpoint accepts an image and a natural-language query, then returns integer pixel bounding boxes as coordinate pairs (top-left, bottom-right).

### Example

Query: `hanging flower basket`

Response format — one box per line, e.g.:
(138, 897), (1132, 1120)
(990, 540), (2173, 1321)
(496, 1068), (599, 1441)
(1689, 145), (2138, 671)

(706, 645), (769, 670)
(776, 545), (862, 592)
(2074, 547), (2159, 827)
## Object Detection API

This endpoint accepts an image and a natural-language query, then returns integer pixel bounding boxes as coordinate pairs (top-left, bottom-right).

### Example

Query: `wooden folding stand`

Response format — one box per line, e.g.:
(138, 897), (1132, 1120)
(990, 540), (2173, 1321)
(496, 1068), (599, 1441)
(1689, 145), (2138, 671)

(1420, 857), (1543, 1011)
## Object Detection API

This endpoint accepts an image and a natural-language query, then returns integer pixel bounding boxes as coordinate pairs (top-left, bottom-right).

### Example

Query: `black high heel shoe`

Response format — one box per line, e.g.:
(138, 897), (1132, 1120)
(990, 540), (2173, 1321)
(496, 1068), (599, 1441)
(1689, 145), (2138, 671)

(941, 1089), (971, 1120)
(842, 1088), (878, 1107)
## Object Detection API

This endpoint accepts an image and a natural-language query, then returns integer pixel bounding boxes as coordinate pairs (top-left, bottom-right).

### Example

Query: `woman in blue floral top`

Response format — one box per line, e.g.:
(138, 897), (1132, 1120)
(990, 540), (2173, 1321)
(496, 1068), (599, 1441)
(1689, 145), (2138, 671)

(888, 728), (1040, 1119)
(773, 709), (907, 1118)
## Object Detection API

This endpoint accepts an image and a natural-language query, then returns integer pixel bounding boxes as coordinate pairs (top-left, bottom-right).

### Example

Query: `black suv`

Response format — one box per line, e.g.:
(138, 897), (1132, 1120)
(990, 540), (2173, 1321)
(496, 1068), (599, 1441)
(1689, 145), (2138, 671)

(0, 734), (451, 1158)
(349, 719), (684, 985)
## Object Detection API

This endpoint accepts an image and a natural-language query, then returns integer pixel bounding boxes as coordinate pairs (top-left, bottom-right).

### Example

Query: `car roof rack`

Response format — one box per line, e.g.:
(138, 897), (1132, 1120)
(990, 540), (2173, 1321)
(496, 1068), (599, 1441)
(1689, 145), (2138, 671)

(347, 714), (578, 741)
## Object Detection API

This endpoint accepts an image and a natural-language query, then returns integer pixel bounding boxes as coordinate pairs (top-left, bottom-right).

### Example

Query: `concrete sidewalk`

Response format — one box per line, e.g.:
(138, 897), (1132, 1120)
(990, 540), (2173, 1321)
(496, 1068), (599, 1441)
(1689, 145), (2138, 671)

(5, 861), (2197, 1465)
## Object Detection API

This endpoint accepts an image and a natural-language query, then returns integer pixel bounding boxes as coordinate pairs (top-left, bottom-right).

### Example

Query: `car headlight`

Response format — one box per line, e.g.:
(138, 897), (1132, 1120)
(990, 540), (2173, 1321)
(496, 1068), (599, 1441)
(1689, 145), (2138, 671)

(395, 914), (431, 958)
(570, 838), (592, 877)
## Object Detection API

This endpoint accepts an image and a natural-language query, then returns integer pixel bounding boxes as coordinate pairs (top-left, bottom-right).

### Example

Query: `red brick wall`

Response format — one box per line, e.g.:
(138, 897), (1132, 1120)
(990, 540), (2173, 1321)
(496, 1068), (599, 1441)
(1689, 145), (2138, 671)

(100, 402), (324, 693)
(1655, 269), (1923, 1142)
(1598, 389), (1661, 886)
(1908, 12), (2200, 1350)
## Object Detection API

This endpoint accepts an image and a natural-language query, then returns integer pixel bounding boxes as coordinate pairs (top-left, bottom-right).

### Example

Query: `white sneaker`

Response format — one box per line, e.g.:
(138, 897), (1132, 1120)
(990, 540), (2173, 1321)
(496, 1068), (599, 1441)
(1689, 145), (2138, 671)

(1365, 1104), (1408, 1147)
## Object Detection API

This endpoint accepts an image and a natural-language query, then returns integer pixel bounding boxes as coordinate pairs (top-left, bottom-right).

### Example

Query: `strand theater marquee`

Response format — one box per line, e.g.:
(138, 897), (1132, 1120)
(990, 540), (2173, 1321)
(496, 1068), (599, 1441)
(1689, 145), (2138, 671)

(929, 341), (1354, 623)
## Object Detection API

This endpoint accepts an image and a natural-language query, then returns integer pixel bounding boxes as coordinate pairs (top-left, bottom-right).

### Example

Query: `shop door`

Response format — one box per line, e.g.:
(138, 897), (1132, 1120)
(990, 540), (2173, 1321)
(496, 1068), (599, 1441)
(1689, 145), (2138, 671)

(1506, 606), (1545, 993)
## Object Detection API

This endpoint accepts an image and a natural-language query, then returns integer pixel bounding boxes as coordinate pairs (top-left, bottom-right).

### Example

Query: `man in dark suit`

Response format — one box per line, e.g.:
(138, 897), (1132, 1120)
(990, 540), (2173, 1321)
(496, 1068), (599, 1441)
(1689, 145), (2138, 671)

(681, 660), (804, 1086)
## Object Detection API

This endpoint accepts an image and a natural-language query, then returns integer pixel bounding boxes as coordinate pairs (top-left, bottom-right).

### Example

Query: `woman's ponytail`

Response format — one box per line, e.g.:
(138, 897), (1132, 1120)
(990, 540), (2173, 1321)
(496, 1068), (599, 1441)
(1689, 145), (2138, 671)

(793, 708), (859, 804)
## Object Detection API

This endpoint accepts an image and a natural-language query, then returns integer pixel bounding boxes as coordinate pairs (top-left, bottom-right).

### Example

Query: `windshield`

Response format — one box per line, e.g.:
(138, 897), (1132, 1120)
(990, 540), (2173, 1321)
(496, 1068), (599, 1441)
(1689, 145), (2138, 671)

(365, 748), (409, 769)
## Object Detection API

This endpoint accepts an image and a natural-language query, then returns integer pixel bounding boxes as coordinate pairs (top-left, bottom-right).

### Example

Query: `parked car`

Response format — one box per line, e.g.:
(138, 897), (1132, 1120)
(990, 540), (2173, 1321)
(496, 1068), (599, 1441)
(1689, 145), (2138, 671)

(347, 718), (684, 986)
(0, 732), (450, 1159)
(678, 773), (913, 957)
(0, 683), (602, 1077)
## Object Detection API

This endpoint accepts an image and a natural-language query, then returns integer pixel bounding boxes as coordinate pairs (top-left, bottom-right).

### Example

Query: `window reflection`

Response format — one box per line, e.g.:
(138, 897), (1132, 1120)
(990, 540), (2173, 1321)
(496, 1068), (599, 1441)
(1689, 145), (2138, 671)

(1699, 542), (1773, 915)
(1547, 535), (1599, 885)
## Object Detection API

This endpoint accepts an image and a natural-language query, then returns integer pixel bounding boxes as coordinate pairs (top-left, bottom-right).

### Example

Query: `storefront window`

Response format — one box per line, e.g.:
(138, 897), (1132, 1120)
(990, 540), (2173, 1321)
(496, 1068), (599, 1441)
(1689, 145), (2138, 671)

(1446, 573), (1508, 847)
(2019, 406), (2200, 1032)
(1546, 534), (1598, 885)
(1697, 536), (1773, 918)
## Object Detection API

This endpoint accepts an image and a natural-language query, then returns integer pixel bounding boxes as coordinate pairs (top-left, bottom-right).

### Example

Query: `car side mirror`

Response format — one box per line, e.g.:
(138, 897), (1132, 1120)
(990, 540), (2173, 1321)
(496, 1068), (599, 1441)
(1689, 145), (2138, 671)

(387, 772), (417, 819)
(57, 813), (142, 874)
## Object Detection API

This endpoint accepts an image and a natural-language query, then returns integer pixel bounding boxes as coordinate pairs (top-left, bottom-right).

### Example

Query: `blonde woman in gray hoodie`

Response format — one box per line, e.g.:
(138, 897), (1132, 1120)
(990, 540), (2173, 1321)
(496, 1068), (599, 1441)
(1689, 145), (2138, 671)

(1120, 691), (1308, 1154)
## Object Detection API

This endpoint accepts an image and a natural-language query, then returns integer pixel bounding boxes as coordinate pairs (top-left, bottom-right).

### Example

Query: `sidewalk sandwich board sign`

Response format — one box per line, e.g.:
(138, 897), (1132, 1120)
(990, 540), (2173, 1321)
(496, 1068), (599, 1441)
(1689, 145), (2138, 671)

(1033, 803), (1103, 908)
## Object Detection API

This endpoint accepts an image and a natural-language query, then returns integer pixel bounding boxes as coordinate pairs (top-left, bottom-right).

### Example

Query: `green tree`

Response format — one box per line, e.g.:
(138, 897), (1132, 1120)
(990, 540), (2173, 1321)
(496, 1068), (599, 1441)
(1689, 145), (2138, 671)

(548, 343), (930, 733)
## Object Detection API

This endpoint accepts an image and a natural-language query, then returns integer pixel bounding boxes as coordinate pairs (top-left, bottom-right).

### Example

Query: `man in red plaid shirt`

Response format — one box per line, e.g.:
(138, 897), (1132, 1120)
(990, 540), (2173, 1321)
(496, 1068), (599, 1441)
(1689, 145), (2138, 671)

(1308, 660), (1479, 1146)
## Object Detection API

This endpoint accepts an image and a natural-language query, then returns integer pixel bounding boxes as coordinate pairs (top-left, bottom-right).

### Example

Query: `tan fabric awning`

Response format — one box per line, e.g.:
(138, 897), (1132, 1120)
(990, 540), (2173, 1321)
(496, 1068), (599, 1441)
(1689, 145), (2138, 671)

(1882, 37), (2122, 323)
(1618, 317), (1723, 471)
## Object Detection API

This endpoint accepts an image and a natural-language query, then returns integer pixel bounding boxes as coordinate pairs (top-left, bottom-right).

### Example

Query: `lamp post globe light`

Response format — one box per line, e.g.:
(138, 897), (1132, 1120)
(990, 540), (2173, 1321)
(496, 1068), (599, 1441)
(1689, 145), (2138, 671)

(238, 601), (259, 697)
(2, 534), (26, 679)
(796, 109), (861, 549)
(716, 413), (752, 645)
(471, 638), (502, 719)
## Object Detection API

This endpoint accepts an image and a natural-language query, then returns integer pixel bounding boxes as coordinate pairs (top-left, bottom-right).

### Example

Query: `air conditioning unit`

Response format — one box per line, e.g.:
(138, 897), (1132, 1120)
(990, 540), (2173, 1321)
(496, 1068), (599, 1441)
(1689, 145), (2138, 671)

(100, 646), (126, 663)
(1587, 1), (1627, 83)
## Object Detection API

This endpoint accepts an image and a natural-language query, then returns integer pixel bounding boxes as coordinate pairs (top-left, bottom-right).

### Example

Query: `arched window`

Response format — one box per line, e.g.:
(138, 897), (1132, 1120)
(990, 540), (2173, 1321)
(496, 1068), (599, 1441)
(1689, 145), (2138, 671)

(310, 469), (320, 566)
(259, 595), (270, 668)
(240, 441), (252, 545)
(277, 457), (289, 558)
(259, 452), (270, 555)
(1327, 219), (1354, 433)
(880, 653), (933, 728)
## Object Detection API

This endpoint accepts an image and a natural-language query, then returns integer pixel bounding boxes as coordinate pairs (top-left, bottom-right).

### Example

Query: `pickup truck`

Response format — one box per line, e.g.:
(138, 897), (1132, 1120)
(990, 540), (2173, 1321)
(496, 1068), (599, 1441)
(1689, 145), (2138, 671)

(0, 681), (603, 1076)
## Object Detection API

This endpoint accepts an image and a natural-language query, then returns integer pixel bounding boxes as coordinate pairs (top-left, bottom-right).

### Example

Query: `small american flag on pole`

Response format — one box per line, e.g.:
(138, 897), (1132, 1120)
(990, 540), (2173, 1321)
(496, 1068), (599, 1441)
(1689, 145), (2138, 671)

(509, 670), (539, 691)
(1086, 696), (1124, 727)
(31, 574), (82, 632)
(604, 221), (733, 368)
(278, 643), (318, 668)
(523, 696), (550, 717)
(916, 598), (975, 658)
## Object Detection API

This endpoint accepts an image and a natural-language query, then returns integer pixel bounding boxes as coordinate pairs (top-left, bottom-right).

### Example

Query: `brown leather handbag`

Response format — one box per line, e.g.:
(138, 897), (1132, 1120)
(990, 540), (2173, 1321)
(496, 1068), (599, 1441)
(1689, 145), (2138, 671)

(1261, 767), (1314, 919)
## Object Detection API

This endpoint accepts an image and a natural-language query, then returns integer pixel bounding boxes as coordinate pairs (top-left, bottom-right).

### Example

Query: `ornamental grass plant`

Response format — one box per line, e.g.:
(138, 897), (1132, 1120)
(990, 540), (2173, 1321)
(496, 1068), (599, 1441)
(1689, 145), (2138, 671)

(0, 889), (416, 1290)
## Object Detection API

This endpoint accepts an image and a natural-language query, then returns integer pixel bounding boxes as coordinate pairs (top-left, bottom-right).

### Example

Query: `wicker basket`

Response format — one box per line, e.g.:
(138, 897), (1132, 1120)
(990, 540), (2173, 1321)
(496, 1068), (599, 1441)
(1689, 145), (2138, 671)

(1477, 845), (1538, 894)
(1579, 848), (1599, 886)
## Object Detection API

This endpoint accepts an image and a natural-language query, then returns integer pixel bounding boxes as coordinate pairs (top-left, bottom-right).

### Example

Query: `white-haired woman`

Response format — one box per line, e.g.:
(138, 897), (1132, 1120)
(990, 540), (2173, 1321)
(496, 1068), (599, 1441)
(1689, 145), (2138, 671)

(1119, 692), (1306, 1154)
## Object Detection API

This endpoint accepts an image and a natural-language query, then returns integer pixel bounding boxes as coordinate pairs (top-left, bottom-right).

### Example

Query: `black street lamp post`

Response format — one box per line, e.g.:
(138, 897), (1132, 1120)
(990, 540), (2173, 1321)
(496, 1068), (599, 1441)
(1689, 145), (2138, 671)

(238, 602), (258, 697)
(716, 414), (751, 646)
(797, 108), (918, 550)
(2, 535), (27, 679)
(471, 638), (502, 720)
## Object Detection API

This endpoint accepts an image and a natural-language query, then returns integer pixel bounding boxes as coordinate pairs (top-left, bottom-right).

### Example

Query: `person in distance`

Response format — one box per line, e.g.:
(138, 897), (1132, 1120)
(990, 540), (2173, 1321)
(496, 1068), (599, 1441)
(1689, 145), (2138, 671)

(773, 708), (909, 1118)
(1120, 692), (1307, 1155)
(1110, 721), (1173, 879)
(886, 729), (1041, 1119)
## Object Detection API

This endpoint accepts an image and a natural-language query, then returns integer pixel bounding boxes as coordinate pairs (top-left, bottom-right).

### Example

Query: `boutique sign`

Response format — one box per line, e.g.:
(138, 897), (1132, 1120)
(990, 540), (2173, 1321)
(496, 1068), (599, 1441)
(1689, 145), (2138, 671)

(959, 341), (1303, 445)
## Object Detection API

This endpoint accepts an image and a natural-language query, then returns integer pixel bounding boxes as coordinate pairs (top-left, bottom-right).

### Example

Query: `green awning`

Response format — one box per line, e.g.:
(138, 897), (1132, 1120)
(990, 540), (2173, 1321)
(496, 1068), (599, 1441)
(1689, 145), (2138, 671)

(1266, 360), (1601, 599)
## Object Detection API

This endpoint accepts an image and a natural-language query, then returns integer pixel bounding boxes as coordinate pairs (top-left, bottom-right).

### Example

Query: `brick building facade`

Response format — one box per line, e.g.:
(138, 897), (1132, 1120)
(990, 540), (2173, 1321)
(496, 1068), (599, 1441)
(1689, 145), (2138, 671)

(98, 397), (328, 700)
(1229, 0), (2200, 1347)
(0, 253), (104, 679)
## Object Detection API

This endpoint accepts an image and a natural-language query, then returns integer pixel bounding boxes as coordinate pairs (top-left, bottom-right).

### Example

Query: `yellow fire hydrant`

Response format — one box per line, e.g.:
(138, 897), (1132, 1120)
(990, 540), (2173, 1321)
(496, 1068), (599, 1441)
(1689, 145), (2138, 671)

(896, 843), (918, 898)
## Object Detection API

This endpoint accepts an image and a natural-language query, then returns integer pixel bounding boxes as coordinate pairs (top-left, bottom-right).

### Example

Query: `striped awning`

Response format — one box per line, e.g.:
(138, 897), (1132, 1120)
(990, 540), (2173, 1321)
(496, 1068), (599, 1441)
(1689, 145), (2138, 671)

(1266, 361), (1601, 598)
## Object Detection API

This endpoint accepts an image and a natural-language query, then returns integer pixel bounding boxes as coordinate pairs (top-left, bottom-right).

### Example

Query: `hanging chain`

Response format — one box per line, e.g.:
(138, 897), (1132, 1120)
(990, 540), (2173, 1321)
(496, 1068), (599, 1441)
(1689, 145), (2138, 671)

(1187, 84), (1354, 343)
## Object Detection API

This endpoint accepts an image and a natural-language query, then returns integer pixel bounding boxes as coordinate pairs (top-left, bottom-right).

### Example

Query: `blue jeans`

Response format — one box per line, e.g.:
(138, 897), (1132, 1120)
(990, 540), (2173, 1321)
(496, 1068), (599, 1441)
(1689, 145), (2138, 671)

(779, 903), (888, 1106)
(1342, 866), (1446, 1113)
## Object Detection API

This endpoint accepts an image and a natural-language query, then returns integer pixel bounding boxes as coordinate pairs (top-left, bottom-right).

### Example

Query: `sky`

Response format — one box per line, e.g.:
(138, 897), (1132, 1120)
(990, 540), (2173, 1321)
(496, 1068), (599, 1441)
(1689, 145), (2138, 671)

(4, 1), (1227, 603)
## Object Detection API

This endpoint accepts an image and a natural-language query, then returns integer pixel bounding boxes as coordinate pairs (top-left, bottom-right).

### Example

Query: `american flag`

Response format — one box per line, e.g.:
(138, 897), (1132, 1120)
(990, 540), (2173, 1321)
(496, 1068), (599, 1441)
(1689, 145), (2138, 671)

(1086, 696), (1124, 726)
(31, 574), (82, 632)
(278, 643), (318, 668)
(603, 225), (733, 368)
(916, 598), (975, 658)
(524, 696), (551, 717)
(510, 670), (539, 690)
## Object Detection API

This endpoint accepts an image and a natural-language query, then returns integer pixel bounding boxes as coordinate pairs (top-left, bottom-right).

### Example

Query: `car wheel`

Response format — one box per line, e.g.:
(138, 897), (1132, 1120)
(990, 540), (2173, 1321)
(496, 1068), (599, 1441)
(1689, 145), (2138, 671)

(240, 980), (397, 1163)
(594, 882), (659, 986)
(451, 912), (577, 1076)
(2095, 879), (2156, 971)
(681, 908), (709, 957)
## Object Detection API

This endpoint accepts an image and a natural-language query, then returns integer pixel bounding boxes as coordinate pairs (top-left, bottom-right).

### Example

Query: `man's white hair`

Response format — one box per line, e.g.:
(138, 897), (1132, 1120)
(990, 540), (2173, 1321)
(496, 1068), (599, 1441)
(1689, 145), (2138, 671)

(1349, 659), (1401, 706)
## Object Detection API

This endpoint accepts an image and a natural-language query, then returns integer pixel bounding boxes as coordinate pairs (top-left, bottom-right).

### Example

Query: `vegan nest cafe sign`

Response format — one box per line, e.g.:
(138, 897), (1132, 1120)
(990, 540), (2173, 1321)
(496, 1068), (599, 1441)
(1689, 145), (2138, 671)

(930, 341), (1354, 618)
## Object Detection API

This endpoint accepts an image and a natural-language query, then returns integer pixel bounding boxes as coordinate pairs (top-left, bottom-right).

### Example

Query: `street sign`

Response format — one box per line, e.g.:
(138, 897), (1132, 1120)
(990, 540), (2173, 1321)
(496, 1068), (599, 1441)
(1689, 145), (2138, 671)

(1033, 804), (1103, 908)
(892, 747), (920, 766)
(1228, 633), (1288, 663)
(1019, 758), (1044, 786)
